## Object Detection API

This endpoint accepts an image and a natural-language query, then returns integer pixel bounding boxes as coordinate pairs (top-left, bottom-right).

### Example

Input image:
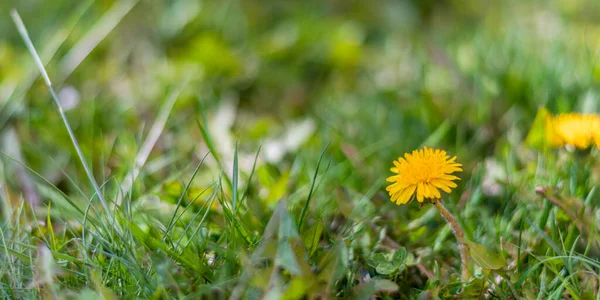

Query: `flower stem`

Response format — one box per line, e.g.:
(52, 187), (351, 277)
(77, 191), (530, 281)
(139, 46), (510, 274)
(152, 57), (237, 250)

(433, 200), (470, 280)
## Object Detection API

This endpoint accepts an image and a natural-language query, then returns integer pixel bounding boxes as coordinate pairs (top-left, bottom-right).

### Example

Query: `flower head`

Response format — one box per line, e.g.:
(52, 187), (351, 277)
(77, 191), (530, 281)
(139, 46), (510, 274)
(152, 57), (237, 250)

(548, 113), (600, 149)
(386, 147), (462, 205)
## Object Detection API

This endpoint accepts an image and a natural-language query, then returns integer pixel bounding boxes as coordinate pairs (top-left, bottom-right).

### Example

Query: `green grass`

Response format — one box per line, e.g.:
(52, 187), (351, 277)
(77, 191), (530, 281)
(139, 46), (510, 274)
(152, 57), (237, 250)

(1, 0), (600, 299)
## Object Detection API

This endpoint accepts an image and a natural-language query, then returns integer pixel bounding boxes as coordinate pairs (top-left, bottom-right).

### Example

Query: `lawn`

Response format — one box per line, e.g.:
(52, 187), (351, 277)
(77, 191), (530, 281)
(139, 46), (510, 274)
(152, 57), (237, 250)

(1, 0), (600, 299)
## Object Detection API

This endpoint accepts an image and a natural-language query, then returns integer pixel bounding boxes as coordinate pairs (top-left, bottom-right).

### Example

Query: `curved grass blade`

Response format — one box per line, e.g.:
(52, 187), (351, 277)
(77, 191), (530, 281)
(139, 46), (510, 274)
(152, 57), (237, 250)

(196, 119), (233, 190)
(11, 10), (116, 227)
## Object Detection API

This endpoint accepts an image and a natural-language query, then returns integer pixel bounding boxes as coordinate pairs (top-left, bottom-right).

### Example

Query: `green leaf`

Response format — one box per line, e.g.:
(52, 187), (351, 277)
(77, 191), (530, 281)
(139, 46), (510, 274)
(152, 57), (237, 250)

(266, 170), (291, 206)
(392, 247), (407, 266)
(281, 278), (310, 300)
(367, 249), (409, 275)
(463, 240), (507, 270)
(525, 106), (552, 150)
(375, 262), (397, 275)
(367, 253), (387, 268)
(301, 219), (323, 257)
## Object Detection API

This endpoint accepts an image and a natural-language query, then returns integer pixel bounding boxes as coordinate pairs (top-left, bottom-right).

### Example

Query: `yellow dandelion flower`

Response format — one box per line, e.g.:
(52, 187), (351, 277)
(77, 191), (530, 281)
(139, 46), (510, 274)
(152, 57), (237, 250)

(386, 147), (462, 205)
(549, 113), (600, 149)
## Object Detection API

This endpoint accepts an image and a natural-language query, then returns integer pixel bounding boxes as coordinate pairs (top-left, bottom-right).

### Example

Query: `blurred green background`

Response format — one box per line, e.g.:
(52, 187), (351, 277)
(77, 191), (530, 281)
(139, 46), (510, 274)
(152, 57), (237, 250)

(3, 0), (600, 173)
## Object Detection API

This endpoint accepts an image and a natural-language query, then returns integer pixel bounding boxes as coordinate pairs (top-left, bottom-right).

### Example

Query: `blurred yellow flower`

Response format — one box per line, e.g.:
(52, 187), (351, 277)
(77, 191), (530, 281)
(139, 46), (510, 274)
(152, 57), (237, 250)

(386, 147), (462, 205)
(547, 113), (600, 149)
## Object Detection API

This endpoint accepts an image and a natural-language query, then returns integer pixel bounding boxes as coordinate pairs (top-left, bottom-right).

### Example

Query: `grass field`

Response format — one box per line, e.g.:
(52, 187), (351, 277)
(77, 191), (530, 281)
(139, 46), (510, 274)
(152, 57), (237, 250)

(2, 0), (600, 299)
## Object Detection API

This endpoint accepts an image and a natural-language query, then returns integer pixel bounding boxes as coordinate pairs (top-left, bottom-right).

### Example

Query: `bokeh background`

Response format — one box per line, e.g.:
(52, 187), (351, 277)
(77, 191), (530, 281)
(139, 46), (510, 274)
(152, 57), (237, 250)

(3, 0), (600, 176)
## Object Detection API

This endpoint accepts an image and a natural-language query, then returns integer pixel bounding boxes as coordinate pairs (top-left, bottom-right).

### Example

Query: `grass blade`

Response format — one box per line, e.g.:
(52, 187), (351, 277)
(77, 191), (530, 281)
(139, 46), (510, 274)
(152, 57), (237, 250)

(298, 142), (330, 231)
(0, 0), (93, 129)
(239, 145), (261, 208)
(11, 10), (115, 225)
(232, 140), (238, 211)
(161, 152), (209, 242)
(196, 119), (233, 191)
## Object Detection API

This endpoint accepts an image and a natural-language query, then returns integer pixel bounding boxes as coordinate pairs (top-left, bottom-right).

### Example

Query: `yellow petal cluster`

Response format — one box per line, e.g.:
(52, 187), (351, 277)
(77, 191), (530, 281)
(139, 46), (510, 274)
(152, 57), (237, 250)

(386, 147), (462, 205)
(547, 113), (600, 149)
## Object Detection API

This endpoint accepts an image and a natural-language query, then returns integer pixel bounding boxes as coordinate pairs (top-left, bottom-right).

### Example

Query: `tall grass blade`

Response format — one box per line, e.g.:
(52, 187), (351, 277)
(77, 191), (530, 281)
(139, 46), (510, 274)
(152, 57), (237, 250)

(0, 0), (93, 129)
(239, 145), (261, 208)
(232, 140), (238, 211)
(298, 142), (330, 231)
(11, 10), (115, 225)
